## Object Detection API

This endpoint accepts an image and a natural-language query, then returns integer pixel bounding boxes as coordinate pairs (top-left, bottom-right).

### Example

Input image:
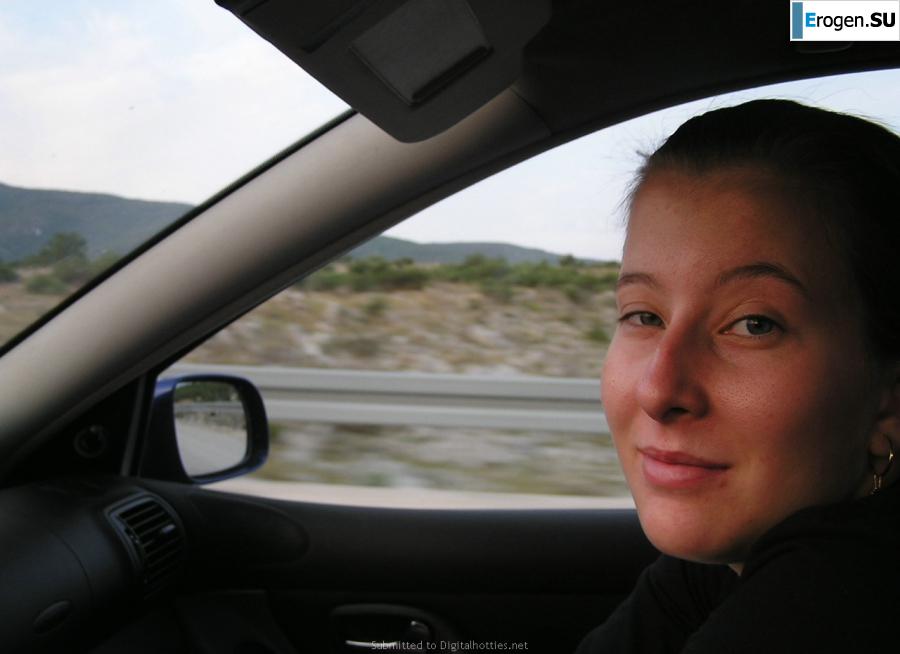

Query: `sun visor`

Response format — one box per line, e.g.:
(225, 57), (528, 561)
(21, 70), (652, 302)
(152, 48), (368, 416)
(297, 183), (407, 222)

(215, 0), (551, 142)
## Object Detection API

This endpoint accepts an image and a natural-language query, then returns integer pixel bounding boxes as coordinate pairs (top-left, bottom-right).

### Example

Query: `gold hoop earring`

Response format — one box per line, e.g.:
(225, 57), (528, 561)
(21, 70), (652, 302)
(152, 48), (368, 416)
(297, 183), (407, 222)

(871, 437), (895, 495)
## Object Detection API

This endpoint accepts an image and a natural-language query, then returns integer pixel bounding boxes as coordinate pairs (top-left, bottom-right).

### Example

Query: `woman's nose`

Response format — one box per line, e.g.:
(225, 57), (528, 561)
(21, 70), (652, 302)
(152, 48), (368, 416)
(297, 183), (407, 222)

(635, 329), (709, 423)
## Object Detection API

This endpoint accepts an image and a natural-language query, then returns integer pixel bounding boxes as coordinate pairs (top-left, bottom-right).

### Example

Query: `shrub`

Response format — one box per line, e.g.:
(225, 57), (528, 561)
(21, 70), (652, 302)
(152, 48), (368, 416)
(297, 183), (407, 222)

(509, 261), (575, 287)
(589, 269), (620, 291)
(53, 257), (93, 284)
(349, 257), (389, 276)
(323, 335), (381, 357)
(348, 258), (429, 291)
(89, 252), (122, 276)
(27, 232), (88, 266)
(349, 273), (376, 292)
(363, 296), (389, 318)
(480, 280), (514, 303)
(268, 422), (285, 444)
(0, 261), (18, 283)
(564, 284), (590, 304)
(438, 255), (510, 284)
(26, 273), (69, 295)
(585, 322), (610, 343)
(376, 266), (429, 290)
(295, 255), (618, 295)
(301, 269), (346, 291)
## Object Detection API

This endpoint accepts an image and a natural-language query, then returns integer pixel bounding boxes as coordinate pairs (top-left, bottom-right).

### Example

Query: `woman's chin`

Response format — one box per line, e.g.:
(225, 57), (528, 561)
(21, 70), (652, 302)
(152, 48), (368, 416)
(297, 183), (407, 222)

(634, 495), (748, 565)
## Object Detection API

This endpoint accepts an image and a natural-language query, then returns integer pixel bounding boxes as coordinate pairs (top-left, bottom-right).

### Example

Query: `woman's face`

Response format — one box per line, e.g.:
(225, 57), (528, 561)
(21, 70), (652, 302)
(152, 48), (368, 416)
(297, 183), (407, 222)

(602, 168), (881, 566)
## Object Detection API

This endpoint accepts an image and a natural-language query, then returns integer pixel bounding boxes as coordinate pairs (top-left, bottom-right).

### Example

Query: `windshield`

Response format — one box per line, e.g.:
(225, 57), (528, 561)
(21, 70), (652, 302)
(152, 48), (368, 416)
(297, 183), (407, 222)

(0, 0), (347, 348)
(2, 2), (899, 355)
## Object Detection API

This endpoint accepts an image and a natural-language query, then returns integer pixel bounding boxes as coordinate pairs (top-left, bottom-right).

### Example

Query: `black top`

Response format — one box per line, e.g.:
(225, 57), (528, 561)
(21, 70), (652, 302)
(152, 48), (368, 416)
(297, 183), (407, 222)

(575, 484), (900, 653)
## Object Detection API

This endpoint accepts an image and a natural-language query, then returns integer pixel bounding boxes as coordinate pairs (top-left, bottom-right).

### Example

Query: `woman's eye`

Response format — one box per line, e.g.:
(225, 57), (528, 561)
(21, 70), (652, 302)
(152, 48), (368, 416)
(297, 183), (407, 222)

(728, 315), (780, 337)
(621, 311), (663, 327)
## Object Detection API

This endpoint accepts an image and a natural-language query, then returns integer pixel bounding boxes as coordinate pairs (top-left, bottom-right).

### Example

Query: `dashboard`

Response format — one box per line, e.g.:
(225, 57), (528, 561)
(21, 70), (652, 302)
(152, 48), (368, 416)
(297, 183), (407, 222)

(0, 476), (310, 654)
(0, 478), (184, 652)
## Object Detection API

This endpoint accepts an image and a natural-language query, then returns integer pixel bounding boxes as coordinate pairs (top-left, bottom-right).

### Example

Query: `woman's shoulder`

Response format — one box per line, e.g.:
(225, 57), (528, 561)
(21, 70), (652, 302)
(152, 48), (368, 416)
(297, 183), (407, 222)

(575, 555), (738, 654)
(684, 487), (900, 653)
(744, 482), (900, 573)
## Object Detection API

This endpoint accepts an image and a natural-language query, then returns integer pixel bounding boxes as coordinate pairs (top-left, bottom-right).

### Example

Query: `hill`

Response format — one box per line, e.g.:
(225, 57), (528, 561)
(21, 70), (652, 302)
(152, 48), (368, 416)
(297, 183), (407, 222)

(0, 182), (190, 261)
(350, 235), (575, 264)
(0, 181), (580, 264)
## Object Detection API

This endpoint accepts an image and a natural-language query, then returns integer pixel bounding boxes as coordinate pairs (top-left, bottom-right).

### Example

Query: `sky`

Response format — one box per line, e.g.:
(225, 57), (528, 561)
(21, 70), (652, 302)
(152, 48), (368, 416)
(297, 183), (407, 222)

(2, 2), (900, 260)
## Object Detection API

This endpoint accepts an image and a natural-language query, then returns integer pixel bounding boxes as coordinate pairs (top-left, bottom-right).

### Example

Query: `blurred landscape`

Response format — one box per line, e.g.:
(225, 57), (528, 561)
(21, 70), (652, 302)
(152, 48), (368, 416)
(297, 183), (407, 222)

(0, 181), (628, 499)
(188, 255), (620, 377)
(192, 255), (627, 498)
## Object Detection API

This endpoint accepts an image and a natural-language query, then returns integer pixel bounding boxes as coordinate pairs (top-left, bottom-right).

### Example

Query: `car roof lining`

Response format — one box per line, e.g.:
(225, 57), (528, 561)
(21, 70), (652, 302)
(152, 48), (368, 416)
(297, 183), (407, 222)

(514, 0), (900, 136)
(1, 1), (900, 477)
(219, 0), (900, 142)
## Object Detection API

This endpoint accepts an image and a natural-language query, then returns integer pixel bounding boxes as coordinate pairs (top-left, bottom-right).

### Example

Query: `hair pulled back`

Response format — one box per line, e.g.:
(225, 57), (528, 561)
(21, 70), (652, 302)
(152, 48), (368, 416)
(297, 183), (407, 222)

(635, 99), (900, 362)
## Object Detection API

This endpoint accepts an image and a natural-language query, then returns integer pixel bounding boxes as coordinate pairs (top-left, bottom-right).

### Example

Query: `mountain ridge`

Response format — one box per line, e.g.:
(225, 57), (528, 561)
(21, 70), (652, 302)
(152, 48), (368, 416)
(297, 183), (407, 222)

(0, 181), (582, 264)
(0, 181), (190, 261)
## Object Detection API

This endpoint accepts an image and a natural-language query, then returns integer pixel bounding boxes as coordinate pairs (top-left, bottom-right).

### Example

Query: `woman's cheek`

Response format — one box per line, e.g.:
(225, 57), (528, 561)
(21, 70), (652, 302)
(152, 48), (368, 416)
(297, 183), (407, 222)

(601, 343), (638, 452)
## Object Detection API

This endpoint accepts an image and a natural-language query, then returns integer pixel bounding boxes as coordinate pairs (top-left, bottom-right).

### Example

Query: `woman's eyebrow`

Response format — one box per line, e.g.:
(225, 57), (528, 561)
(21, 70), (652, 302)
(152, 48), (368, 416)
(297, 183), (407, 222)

(616, 272), (660, 291)
(716, 262), (810, 298)
(615, 264), (810, 298)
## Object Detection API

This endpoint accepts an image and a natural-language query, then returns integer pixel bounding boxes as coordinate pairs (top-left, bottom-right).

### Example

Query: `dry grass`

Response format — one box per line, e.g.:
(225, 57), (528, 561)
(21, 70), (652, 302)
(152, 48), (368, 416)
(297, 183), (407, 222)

(184, 283), (618, 377)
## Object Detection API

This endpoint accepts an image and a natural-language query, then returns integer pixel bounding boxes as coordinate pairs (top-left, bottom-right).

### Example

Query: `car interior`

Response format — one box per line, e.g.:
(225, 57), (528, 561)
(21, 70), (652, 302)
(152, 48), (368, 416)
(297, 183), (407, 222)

(1, 1), (899, 652)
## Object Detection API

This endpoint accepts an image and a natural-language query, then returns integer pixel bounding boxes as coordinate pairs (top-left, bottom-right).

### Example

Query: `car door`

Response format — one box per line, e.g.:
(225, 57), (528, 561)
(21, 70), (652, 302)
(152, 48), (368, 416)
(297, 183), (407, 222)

(131, 481), (652, 653)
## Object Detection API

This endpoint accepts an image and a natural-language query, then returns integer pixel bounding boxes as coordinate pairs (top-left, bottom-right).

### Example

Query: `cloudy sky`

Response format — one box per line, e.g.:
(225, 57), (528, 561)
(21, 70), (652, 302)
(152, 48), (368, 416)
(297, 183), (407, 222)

(3, 2), (900, 259)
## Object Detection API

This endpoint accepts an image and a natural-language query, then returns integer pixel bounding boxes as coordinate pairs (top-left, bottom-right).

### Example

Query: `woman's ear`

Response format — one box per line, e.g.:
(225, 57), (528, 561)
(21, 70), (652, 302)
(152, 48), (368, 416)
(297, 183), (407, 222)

(869, 365), (900, 488)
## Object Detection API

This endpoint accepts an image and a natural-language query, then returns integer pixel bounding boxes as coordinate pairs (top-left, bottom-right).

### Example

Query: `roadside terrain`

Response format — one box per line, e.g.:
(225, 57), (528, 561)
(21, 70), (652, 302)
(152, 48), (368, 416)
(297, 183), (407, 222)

(186, 281), (617, 377)
(0, 215), (628, 499)
(181, 259), (628, 498)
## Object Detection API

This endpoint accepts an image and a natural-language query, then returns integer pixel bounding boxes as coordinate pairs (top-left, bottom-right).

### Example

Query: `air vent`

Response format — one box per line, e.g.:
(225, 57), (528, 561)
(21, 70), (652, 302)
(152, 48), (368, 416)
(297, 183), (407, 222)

(109, 495), (185, 598)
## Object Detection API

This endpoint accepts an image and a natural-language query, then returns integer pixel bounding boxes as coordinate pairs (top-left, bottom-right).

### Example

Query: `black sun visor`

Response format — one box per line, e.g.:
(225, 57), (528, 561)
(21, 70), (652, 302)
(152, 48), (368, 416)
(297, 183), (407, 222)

(215, 0), (551, 142)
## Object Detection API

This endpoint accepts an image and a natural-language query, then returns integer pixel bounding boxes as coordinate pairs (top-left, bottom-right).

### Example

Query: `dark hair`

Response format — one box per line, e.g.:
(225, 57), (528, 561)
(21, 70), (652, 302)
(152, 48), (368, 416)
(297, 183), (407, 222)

(634, 99), (900, 362)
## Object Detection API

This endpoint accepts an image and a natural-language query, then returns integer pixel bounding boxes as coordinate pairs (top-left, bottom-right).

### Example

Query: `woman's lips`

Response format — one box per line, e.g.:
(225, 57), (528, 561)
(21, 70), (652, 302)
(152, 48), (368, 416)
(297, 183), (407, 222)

(639, 447), (730, 490)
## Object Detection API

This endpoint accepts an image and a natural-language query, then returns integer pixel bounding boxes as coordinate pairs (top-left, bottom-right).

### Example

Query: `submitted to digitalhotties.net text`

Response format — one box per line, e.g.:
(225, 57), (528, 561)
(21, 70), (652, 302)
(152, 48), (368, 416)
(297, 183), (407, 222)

(367, 641), (529, 651)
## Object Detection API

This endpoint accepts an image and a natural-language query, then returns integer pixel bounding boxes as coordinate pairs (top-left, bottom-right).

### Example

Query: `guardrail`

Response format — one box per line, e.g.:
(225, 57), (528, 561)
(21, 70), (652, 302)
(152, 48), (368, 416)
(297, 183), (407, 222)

(166, 363), (607, 434)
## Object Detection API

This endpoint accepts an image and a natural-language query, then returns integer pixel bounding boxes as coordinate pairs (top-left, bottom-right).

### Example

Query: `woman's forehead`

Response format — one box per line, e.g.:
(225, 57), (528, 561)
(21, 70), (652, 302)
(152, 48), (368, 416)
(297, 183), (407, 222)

(622, 169), (849, 299)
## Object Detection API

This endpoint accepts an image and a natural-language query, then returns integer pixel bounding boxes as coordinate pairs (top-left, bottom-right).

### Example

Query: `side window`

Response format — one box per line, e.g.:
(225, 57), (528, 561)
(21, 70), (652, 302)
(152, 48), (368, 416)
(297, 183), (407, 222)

(173, 147), (629, 508)
(173, 134), (630, 508)
(169, 69), (900, 508)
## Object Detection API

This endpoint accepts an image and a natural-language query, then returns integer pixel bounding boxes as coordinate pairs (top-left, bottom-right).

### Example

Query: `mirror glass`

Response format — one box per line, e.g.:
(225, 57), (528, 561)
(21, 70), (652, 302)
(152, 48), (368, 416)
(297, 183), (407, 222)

(174, 380), (249, 477)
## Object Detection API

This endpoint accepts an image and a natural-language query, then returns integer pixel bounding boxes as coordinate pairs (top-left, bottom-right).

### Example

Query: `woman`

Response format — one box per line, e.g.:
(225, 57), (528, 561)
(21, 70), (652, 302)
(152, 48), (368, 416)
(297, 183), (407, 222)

(577, 99), (900, 653)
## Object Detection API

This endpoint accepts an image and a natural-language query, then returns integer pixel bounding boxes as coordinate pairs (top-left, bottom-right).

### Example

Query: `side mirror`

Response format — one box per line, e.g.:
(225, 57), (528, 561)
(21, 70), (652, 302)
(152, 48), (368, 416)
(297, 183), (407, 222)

(140, 375), (268, 484)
